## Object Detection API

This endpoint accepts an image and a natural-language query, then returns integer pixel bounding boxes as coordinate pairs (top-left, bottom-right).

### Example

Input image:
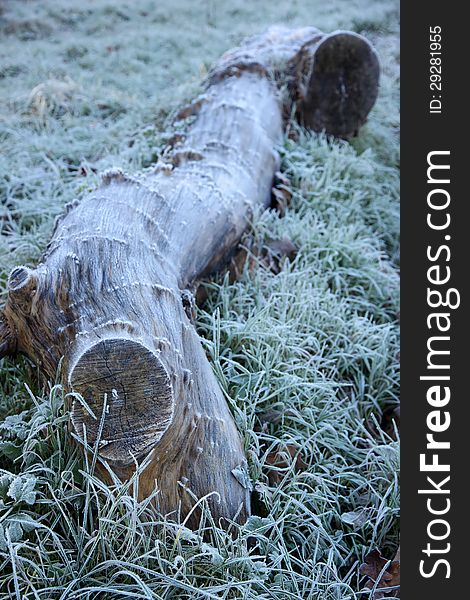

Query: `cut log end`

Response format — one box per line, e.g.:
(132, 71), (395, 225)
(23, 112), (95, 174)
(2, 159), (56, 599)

(296, 31), (380, 138)
(69, 338), (174, 465)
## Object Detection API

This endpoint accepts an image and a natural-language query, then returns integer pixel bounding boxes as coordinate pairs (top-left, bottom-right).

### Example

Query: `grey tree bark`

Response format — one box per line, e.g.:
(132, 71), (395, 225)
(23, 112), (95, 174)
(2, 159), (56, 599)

(0, 27), (379, 527)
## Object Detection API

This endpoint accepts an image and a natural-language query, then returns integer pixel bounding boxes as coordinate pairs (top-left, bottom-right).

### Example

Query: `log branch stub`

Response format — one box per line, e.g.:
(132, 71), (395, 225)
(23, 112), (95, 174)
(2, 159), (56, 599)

(1, 266), (40, 358)
(8, 266), (35, 292)
(7, 266), (38, 310)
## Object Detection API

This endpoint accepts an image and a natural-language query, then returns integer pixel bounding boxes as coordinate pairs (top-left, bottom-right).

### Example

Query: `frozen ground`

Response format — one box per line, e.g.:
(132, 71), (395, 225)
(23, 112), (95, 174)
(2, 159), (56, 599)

(0, 1), (399, 598)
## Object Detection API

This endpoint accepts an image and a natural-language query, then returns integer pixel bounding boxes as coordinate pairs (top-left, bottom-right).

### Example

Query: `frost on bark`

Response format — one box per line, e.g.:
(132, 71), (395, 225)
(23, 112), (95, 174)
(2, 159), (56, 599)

(0, 27), (379, 526)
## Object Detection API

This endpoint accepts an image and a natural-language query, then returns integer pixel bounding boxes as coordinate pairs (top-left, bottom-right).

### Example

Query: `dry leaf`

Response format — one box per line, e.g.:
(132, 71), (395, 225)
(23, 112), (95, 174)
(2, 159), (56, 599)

(265, 443), (307, 486)
(341, 508), (372, 529)
(228, 236), (297, 280)
(360, 547), (400, 598)
(260, 237), (298, 274)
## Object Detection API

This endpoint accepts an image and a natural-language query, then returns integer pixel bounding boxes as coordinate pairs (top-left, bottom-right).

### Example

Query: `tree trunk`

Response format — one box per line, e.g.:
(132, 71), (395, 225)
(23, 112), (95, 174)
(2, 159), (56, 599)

(0, 27), (379, 527)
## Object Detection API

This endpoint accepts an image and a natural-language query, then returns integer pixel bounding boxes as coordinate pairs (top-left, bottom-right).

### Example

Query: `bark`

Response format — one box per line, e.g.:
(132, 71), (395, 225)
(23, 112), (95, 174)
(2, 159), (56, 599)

(0, 27), (379, 526)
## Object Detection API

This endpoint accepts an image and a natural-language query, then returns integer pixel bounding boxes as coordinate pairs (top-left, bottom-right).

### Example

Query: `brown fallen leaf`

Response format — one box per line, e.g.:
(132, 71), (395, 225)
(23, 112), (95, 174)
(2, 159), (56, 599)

(195, 232), (297, 300)
(265, 443), (308, 486)
(360, 547), (400, 598)
(228, 236), (297, 280)
(260, 237), (298, 274)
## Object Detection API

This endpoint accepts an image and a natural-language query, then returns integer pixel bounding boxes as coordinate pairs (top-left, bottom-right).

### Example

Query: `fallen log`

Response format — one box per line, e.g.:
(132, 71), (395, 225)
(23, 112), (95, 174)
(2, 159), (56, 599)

(0, 27), (379, 526)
